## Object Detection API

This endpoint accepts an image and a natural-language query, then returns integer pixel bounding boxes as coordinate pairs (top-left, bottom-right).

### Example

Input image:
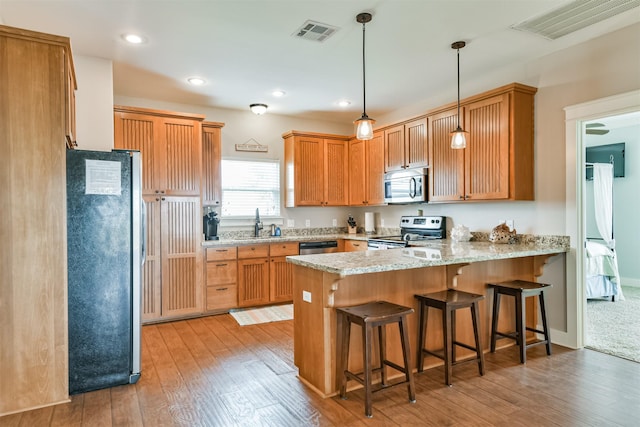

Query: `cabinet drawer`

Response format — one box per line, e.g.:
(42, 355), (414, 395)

(206, 284), (238, 311)
(238, 244), (270, 259)
(207, 246), (238, 261)
(269, 242), (299, 256)
(206, 260), (237, 285)
(345, 240), (367, 252)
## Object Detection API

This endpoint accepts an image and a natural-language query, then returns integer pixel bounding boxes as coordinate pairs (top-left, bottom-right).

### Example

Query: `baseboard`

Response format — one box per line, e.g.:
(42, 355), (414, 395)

(621, 277), (640, 288)
(549, 328), (578, 349)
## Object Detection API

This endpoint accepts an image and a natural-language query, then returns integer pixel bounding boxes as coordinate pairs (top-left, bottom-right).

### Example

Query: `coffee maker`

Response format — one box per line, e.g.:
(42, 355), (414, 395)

(203, 209), (220, 241)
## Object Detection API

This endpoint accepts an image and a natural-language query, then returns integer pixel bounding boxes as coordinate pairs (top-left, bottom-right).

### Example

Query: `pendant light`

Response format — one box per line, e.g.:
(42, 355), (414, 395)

(450, 41), (468, 149)
(354, 12), (375, 140)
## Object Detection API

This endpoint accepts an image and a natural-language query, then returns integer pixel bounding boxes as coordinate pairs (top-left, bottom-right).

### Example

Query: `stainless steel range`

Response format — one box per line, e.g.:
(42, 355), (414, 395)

(367, 216), (446, 250)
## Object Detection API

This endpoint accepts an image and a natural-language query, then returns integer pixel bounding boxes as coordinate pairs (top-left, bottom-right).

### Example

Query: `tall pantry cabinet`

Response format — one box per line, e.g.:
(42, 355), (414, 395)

(0, 25), (76, 415)
(113, 106), (205, 322)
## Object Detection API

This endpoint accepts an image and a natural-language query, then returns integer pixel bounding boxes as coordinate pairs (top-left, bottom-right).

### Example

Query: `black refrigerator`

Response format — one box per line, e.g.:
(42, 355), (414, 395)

(66, 149), (144, 394)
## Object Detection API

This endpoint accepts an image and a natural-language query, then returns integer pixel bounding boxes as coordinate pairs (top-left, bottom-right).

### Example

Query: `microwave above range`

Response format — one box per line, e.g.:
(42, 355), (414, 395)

(384, 167), (427, 204)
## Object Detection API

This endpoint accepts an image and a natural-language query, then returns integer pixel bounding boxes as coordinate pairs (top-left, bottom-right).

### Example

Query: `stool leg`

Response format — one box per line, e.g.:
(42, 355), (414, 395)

(451, 308), (457, 364)
(339, 315), (351, 399)
(378, 324), (387, 386)
(516, 293), (526, 364)
(471, 301), (485, 376)
(490, 290), (500, 353)
(417, 301), (428, 373)
(443, 307), (453, 386)
(363, 323), (374, 418)
(399, 316), (416, 403)
(539, 292), (552, 356)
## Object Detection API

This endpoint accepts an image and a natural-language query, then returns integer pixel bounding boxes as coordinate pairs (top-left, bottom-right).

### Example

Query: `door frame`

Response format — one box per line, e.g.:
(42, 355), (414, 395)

(563, 89), (640, 349)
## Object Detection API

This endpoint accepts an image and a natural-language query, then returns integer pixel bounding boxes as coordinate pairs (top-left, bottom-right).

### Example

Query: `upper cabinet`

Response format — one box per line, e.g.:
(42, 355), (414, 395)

(283, 131), (349, 207)
(349, 131), (385, 206)
(384, 117), (428, 172)
(428, 83), (536, 202)
(202, 121), (225, 207)
(114, 106), (205, 196)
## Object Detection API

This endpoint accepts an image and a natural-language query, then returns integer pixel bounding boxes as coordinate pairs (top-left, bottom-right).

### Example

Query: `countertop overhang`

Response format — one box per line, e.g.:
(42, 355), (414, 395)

(286, 240), (569, 277)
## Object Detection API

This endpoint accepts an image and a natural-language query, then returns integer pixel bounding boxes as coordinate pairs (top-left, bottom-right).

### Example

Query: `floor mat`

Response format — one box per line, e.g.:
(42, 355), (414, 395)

(230, 304), (293, 326)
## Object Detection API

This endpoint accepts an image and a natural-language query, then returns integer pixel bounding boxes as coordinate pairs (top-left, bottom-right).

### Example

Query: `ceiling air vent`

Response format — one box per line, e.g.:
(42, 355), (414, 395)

(511, 0), (640, 40)
(292, 20), (339, 42)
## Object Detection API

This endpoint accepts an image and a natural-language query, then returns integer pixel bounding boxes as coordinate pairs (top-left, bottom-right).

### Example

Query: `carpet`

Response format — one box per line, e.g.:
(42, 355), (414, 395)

(585, 286), (640, 363)
(230, 304), (293, 326)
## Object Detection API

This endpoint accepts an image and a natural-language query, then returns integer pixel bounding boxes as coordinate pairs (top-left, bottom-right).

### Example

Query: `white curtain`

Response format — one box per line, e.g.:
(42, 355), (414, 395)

(593, 163), (614, 248)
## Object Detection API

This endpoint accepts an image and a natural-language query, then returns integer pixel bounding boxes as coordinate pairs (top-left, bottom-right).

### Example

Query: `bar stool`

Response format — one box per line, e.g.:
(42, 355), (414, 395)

(415, 289), (485, 386)
(488, 280), (552, 363)
(337, 301), (416, 418)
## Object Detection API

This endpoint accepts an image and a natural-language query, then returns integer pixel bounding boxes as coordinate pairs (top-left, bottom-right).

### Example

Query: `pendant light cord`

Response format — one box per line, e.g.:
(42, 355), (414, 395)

(362, 20), (367, 117)
(456, 46), (460, 129)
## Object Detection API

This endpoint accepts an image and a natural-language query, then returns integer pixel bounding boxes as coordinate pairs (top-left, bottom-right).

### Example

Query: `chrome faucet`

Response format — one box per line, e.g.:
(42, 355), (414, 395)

(254, 208), (263, 237)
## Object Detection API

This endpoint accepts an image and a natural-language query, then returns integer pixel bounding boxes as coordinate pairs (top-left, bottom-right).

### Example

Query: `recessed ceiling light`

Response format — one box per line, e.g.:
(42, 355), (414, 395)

(122, 33), (147, 44)
(338, 100), (351, 107)
(272, 90), (286, 97)
(187, 77), (206, 86)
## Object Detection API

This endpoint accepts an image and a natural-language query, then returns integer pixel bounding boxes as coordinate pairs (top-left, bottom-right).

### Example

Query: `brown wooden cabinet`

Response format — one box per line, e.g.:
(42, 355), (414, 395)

(269, 242), (299, 302)
(384, 117), (428, 172)
(238, 245), (271, 307)
(205, 247), (238, 311)
(428, 83), (536, 202)
(1, 24), (75, 416)
(348, 131), (385, 206)
(283, 131), (349, 207)
(202, 121), (224, 207)
(344, 240), (368, 252)
(114, 106), (206, 322)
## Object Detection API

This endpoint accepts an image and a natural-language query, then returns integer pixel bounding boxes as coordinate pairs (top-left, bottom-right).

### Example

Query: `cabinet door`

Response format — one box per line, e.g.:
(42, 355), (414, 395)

(428, 108), (465, 202)
(142, 195), (162, 322)
(114, 112), (159, 195)
(64, 52), (76, 148)
(202, 123), (222, 206)
(348, 138), (366, 206)
(238, 258), (270, 307)
(324, 139), (349, 206)
(384, 124), (405, 171)
(464, 93), (510, 200)
(295, 136), (325, 205)
(405, 117), (428, 169)
(366, 131), (386, 205)
(344, 240), (368, 252)
(160, 196), (203, 318)
(270, 256), (294, 302)
(160, 117), (202, 196)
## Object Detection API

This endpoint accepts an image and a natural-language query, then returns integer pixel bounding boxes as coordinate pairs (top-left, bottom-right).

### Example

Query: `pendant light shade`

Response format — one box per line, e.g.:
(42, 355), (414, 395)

(354, 12), (375, 140)
(450, 41), (468, 149)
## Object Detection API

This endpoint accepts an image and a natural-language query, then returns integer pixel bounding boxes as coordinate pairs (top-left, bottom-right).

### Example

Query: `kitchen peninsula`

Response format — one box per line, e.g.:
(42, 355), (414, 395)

(286, 238), (568, 397)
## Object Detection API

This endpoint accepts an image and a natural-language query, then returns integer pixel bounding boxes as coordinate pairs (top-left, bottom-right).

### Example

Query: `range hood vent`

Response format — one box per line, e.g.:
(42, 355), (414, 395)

(511, 0), (640, 40)
(292, 20), (339, 42)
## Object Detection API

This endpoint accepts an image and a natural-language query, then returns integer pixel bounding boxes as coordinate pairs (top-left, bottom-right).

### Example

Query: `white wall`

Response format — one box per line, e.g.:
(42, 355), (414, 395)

(74, 55), (113, 151)
(585, 124), (640, 285)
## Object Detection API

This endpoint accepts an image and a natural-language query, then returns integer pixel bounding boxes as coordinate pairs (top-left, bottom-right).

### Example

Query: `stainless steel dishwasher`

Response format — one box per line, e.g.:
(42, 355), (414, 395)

(299, 240), (339, 255)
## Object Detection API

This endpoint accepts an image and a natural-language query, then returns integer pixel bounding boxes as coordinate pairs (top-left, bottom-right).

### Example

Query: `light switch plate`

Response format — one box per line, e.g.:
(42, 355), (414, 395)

(305, 219), (311, 227)
(332, 219), (337, 226)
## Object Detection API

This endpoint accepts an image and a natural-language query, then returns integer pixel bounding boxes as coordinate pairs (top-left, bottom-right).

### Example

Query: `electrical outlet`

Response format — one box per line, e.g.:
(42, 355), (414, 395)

(332, 219), (337, 227)
(287, 219), (295, 227)
(305, 219), (311, 227)
(302, 290), (312, 303)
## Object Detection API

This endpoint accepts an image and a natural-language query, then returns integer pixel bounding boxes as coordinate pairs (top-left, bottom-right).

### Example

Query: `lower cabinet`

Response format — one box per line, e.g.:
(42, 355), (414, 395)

(344, 239), (368, 252)
(269, 242), (299, 302)
(205, 246), (238, 311)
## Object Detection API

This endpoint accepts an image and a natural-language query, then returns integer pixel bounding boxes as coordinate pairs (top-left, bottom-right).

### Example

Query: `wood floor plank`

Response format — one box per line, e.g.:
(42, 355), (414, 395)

(4, 315), (640, 426)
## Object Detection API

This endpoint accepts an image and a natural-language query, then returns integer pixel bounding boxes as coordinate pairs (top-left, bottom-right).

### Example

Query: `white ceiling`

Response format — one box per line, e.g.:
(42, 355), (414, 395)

(1, 0), (639, 124)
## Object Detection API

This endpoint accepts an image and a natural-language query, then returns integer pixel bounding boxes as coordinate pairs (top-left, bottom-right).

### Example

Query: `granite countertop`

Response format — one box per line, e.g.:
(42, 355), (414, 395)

(201, 232), (375, 247)
(286, 239), (569, 277)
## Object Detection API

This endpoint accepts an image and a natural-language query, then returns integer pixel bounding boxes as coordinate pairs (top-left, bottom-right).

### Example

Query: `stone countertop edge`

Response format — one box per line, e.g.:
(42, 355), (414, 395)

(285, 240), (569, 277)
(202, 233), (373, 246)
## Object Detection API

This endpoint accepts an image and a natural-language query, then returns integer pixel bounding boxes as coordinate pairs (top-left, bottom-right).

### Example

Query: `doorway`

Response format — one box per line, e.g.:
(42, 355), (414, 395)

(564, 89), (640, 352)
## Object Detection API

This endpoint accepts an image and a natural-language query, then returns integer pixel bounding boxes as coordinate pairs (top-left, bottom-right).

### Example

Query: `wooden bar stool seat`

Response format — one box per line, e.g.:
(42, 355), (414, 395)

(415, 289), (485, 386)
(337, 301), (416, 418)
(488, 280), (552, 363)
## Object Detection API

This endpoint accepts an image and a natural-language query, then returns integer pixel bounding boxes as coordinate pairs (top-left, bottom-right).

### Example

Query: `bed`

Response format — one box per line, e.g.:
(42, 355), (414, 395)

(585, 240), (624, 300)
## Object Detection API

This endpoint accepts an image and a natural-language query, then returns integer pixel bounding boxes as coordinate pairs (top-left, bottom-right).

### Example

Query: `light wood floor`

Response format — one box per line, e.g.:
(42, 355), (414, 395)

(3, 313), (640, 426)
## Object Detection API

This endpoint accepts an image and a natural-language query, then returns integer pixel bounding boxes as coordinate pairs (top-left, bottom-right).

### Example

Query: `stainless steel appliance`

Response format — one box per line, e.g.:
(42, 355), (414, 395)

(299, 240), (339, 254)
(66, 149), (144, 394)
(367, 215), (446, 250)
(384, 168), (428, 204)
(203, 209), (220, 240)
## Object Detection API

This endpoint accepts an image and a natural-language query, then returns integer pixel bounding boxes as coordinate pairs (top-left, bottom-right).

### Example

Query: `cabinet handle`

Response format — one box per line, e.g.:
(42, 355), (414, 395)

(161, 197), (166, 201)
(155, 198), (160, 202)
(216, 249), (229, 252)
(215, 201), (220, 205)
(216, 263), (227, 267)
(216, 287), (228, 291)
(155, 190), (160, 194)
(459, 195), (465, 199)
